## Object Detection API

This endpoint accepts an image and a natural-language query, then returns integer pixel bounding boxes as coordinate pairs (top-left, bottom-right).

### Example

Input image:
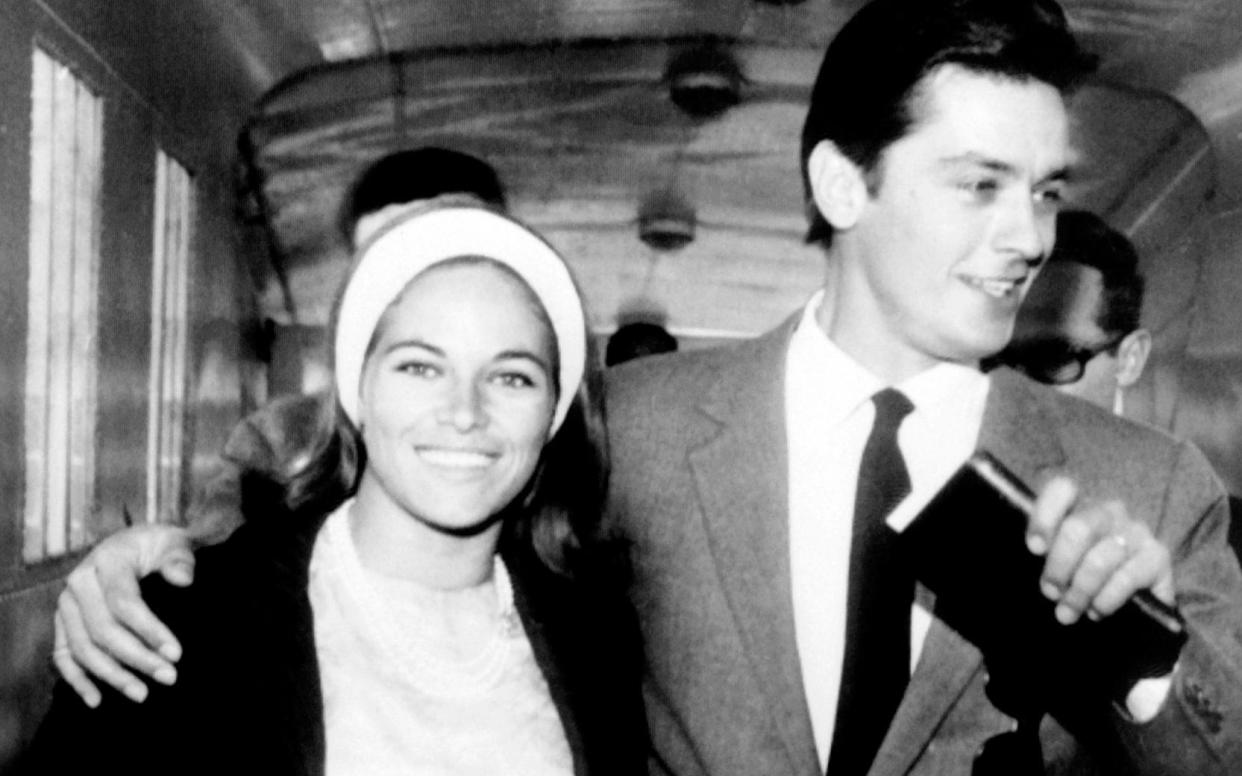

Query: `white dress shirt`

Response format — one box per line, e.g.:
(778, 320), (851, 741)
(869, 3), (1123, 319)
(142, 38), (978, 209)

(786, 293), (989, 768)
(785, 293), (1170, 768)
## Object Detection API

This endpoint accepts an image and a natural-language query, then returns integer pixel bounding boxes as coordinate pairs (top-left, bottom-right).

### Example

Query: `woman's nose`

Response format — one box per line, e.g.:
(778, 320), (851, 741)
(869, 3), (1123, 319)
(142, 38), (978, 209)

(438, 378), (485, 431)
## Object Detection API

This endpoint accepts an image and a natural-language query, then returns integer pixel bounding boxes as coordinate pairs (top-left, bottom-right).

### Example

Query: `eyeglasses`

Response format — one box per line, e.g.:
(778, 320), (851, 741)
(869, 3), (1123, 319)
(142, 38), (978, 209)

(995, 333), (1125, 386)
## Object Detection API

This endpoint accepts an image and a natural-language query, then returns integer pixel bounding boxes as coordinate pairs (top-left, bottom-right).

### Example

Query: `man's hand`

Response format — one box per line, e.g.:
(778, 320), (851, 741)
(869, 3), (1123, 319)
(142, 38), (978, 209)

(53, 524), (195, 707)
(1026, 476), (1176, 625)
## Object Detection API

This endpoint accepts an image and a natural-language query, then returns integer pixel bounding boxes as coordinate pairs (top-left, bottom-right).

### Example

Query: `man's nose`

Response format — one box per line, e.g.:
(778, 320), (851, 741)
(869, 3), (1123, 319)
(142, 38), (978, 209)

(998, 195), (1050, 262)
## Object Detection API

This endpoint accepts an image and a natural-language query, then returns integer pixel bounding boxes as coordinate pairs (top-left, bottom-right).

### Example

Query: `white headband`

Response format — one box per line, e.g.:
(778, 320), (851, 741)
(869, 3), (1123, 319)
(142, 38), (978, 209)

(334, 204), (587, 434)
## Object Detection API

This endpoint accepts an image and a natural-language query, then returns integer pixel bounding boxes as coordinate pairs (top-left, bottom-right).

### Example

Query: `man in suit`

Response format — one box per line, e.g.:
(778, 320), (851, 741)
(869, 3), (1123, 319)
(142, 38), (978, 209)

(46, 0), (1242, 773)
(605, 1), (1241, 773)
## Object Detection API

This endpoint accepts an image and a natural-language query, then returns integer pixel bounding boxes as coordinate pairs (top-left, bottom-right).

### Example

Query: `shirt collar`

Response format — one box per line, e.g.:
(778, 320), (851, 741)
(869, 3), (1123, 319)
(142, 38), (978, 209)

(789, 291), (988, 423)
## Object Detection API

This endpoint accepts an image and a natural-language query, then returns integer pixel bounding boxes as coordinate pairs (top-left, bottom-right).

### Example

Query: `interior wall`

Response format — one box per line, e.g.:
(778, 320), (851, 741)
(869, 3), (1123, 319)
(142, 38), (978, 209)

(1169, 203), (1242, 496)
(0, 2), (267, 770)
(1058, 83), (1242, 499)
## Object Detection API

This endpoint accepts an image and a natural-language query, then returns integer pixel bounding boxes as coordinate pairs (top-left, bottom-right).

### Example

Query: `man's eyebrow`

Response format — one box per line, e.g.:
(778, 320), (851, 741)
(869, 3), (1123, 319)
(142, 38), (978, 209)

(938, 152), (1017, 175)
(1038, 165), (1074, 186)
(937, 153), (1074, 184)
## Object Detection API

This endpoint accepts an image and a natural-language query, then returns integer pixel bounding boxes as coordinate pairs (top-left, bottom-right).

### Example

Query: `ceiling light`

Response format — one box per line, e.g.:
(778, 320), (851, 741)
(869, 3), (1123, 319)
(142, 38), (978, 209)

(665, 43), (743, 119)
(638, 190), (696, 251)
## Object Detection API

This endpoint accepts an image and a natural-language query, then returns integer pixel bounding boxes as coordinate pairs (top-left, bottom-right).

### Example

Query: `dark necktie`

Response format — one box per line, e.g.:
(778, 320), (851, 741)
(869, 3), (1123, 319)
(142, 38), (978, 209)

(826, 388), (915, 776)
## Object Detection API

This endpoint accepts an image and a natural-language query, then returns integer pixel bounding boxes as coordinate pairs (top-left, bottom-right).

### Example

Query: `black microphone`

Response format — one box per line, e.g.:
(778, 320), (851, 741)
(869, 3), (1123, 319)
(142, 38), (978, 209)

(899, 450), (1187, 699)
(968, 451), (1186, 637)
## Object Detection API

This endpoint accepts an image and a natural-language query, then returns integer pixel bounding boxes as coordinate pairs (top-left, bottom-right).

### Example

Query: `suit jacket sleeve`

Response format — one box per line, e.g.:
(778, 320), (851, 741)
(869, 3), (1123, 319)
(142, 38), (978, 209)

(183, 417), (265, 546)
(19, 578), (200, 775)
(184, 393), (328, 547)
(1104, 440), (1242, 773)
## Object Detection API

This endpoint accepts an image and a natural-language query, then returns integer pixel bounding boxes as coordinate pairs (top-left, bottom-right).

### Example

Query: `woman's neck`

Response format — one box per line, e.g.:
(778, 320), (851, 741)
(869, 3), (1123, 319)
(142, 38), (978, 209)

(348, 478), (502, 590)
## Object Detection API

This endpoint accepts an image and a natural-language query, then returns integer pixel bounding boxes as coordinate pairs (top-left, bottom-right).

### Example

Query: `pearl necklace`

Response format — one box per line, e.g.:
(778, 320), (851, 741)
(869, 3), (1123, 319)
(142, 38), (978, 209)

(322, 502), (521, 698)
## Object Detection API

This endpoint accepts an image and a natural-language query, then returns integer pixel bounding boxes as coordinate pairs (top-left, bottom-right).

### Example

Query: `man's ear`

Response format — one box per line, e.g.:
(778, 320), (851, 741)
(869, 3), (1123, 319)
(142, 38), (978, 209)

(1115, 328), (1152, 388)
(807, 140), (869, 230)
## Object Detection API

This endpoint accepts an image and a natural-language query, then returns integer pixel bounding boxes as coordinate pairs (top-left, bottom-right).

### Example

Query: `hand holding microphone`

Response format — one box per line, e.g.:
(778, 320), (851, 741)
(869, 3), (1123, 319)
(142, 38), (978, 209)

(902, 452), (1186, 701)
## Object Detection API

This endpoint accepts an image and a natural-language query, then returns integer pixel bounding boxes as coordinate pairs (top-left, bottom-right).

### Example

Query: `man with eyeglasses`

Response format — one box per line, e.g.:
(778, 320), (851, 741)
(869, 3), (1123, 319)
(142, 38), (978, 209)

(991, 209), (1151, 417)
(994, 211), (1242, 561)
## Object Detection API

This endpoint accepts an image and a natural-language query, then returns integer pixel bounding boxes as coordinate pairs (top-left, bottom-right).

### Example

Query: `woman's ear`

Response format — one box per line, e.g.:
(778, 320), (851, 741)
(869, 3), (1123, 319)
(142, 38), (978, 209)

(807, 140), (869, 230)
(1115, 328), (1152, 388)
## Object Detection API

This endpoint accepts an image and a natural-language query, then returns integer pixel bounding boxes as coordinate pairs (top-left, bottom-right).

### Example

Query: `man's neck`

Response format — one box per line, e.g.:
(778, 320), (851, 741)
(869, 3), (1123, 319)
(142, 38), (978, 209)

(813, 282), (953, 385)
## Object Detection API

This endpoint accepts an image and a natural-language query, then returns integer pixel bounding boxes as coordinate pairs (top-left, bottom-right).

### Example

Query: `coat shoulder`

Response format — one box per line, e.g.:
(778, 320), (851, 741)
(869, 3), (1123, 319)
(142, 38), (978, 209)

(1014, 375), (1223, 499)
(604, 332), (780, 425)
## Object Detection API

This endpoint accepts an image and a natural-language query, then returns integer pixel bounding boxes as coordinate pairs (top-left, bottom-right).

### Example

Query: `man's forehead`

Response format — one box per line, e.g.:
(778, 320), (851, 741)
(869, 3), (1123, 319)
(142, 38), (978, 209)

(906, 64), (1073, 173)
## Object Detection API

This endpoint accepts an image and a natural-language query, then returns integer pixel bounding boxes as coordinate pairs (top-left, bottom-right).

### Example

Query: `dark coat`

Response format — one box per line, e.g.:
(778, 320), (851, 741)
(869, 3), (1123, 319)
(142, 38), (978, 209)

(24, 506), (649, 776)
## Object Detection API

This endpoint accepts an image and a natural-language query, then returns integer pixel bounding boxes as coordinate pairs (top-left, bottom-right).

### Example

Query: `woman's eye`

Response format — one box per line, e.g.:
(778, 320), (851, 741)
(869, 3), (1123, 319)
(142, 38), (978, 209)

(396, 361), (440, 378)
(492, 371), (537, 389)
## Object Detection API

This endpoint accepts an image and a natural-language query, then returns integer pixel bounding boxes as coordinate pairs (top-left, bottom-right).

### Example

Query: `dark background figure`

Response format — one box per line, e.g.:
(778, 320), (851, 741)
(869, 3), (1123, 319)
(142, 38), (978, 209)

(991, 209), (1150, 415)
(604, 320), (679, 367)
(995, 210), (1242, 560)
(340, 146), (506, 247)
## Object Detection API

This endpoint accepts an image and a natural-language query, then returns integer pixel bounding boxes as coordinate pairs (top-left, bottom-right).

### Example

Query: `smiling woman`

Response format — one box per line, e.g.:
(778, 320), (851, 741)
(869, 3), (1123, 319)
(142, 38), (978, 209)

(22, 200), (648, 776)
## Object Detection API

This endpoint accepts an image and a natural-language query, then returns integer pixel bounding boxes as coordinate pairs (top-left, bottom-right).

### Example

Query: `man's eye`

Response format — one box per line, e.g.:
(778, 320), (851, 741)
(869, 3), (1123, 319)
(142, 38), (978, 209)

(959, 178), (999, 197)
(1034, 186), (1064, 206)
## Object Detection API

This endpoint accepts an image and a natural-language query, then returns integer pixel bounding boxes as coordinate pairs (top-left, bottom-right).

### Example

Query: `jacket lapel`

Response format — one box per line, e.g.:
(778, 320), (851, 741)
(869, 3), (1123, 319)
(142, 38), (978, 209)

(976, 369), (1068, 487)
(222, 513), (329, 776)
(505, 559), (588, 775)
(872, 369), (1068, 776)
(688, 316), (820, 775)
(872, 611), (988, 776)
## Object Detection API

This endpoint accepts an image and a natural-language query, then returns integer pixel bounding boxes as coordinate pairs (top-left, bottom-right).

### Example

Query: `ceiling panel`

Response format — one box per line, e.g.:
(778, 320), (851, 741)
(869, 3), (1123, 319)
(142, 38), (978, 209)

(239, 31), (1216, 340)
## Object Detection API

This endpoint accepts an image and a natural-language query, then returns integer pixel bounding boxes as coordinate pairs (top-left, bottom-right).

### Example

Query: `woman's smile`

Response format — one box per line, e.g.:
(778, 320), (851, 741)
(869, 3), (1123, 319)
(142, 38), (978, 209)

(414, 444), (500, 471)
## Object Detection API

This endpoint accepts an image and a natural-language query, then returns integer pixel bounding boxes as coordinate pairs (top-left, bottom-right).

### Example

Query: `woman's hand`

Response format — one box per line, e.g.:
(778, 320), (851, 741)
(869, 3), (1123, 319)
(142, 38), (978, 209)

(53, 524), (195, 707)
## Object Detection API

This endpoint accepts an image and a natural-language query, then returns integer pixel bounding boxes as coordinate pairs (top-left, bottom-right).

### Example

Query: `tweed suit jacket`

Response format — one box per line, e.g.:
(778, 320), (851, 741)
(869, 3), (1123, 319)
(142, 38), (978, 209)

(604, 315), (1242, 776)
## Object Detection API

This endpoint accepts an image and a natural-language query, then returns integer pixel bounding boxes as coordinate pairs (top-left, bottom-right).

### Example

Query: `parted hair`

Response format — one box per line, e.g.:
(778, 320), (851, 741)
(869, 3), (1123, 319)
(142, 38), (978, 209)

(1046, 209), (1145, 338)
(800, 0), (1095, 247)
(339, 147), (507, 243)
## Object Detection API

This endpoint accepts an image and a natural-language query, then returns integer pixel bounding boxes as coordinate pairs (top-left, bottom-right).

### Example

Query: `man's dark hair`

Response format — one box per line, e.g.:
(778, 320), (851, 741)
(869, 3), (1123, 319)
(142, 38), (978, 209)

(800, 0), (1095, 247)
(339, 146), (507, 243)
(605, 322), (679, 367)
(1047, 210), (1145, 337)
